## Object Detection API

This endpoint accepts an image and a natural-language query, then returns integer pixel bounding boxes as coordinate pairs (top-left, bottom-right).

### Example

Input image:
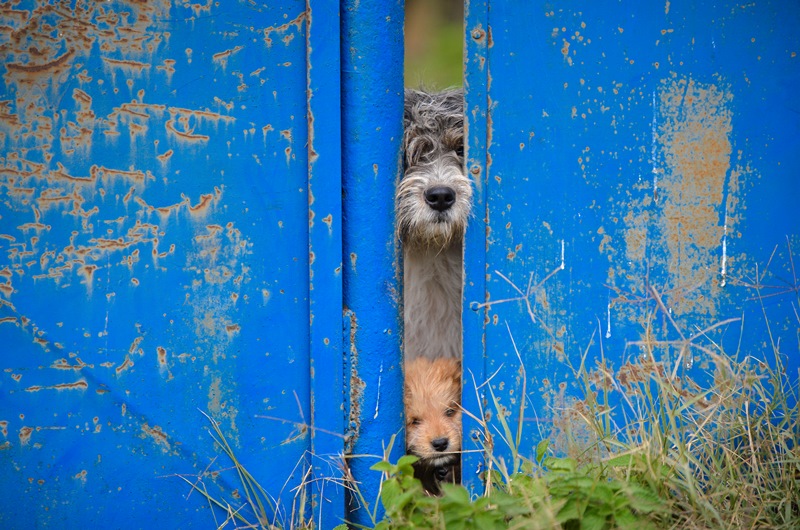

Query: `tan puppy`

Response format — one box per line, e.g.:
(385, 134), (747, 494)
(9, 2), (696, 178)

(404, 356), (462, 494)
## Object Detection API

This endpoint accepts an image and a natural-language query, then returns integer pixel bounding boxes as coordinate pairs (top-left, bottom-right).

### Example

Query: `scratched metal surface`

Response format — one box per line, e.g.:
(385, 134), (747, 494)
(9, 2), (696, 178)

(463, 0), (799, 494)
(0, 1), (346, 527)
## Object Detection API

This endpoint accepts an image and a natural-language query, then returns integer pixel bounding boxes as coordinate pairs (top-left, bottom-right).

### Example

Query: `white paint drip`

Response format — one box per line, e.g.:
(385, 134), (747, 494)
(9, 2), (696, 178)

(560, 240), (565, 270)
(606, 300), (612, 339)
(373, 361), (383, 420)
(720, 221), (728, 287)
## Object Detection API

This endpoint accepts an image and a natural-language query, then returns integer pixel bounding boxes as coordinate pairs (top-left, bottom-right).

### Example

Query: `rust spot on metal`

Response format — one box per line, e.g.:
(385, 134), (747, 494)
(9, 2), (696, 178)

(102, 57), (149, 73)
(141, 423), (170, 451)
(51, 358), (92, 370)
(212, 45), (244, 69)
(91, 164), (150, 184)
(346, 309), (364, 451)
(25, 380), (88, 392)
(657, 78), (734, 315)
(189, 193), (214, 213)
(263, 10), (307, 47)
(115, 355), (134, 375)
(165, 118), (209, 141)
(19, 426), (33, 445)
(129, 336), (144, 355)
(79, 264), (97, 286)
(6, 49), (75, 74)
(606, 77), (741, 327)
(157, 346), (167, 367)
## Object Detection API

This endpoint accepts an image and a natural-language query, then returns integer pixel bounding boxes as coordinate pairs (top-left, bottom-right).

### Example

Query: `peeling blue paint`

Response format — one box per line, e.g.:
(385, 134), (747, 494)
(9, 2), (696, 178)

(463, 0), (800, 495)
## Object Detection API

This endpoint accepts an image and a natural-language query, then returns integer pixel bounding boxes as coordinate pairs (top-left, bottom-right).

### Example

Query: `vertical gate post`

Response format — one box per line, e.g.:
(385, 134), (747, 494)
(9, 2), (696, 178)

(307, 1), (345, 527)
(462, 0), (490, 497)
(340, 1), (405, 526)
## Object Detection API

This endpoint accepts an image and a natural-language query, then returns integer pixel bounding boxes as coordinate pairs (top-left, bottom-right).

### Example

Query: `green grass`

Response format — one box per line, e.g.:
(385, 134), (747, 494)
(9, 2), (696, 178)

(179, 324), (799, 529)
(180, 308), (799, 529)
(372, 311), (800, 529)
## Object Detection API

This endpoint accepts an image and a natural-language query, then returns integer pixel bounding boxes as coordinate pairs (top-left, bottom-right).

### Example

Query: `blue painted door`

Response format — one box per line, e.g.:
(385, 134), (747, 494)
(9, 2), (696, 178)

(0, 1), (352, 527)
(463, 0), (799, 493)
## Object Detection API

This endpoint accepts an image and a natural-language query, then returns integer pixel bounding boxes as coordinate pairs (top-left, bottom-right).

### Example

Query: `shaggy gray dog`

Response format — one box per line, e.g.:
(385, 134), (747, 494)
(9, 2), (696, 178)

(398, 88), (472, 362)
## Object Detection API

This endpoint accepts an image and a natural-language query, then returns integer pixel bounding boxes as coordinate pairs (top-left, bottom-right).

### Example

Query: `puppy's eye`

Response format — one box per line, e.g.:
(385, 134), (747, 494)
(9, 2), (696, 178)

(445, 408), (456, 417)
(410, 418), (421, 425)
(454, 145), (464, 158)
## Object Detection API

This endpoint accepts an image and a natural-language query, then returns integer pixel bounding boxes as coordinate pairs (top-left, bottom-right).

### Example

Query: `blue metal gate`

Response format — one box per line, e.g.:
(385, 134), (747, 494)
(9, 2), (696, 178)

(0, 1), (403, 528)
(463, 0), (799, 494)
(2, 0), (798, 527)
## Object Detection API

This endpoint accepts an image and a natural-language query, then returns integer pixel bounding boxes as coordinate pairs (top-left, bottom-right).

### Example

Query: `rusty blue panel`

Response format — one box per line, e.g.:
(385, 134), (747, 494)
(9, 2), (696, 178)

(464, 0), (799, 493)
(0, 1), (330, 527)
(341, 0), (405, 526)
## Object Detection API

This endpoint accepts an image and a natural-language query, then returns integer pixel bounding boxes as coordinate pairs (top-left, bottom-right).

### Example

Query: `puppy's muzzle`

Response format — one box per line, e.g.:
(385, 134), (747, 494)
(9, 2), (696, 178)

(424, 186), (456, 212)
(431, 436), (450, 452)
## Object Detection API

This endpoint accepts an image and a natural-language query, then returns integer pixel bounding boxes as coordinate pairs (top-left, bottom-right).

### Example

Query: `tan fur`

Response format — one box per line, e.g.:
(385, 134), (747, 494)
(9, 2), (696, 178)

(404, 357), (462, 467)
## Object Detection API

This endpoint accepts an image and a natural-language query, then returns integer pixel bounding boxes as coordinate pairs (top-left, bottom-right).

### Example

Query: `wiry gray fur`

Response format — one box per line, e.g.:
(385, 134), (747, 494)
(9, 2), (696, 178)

(398, 88), (472, 361)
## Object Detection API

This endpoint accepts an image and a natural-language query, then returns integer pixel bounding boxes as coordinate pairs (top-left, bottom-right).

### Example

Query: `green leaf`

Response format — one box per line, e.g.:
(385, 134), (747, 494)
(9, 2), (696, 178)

(440, 483), (471, 505)
(371, 461), (394, 473)
(544, 456), (577, 473)
(556, 497), (582, 523)
(581, 512), (608, 530)
(624, 486), (665, 515)
(396, 454), (420, 467)
(536, 439), (550, 464)
(590, 483), (615, 506)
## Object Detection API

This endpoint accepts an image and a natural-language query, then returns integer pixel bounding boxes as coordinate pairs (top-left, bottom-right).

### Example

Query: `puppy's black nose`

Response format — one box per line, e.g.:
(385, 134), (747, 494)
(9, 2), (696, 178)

(431, 437), (449, 452)
(424, 186), (456, 212)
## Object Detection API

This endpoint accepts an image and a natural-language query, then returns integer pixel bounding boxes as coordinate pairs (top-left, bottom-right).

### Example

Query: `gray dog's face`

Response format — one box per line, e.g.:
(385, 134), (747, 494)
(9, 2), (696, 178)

(397, 89), (472, 251)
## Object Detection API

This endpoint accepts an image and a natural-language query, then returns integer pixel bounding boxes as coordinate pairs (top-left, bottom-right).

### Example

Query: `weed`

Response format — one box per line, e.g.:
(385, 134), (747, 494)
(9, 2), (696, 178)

(172, 410), (319, 529)
(375, 287), (799, 529)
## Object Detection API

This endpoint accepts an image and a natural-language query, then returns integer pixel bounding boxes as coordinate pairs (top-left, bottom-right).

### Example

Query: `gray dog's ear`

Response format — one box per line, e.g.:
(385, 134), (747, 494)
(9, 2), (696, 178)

(404, 89), (425, 128)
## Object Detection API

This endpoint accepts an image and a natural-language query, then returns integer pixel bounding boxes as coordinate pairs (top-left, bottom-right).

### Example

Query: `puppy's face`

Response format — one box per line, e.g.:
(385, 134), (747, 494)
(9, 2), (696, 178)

(396, 89), (473, 251)
(404, 357), (462, 467)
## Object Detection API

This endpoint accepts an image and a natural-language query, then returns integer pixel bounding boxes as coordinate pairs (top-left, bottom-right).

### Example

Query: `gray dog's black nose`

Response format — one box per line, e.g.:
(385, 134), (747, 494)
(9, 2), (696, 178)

(424, 186), (456, 212)
(431, 437), (449, 452)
